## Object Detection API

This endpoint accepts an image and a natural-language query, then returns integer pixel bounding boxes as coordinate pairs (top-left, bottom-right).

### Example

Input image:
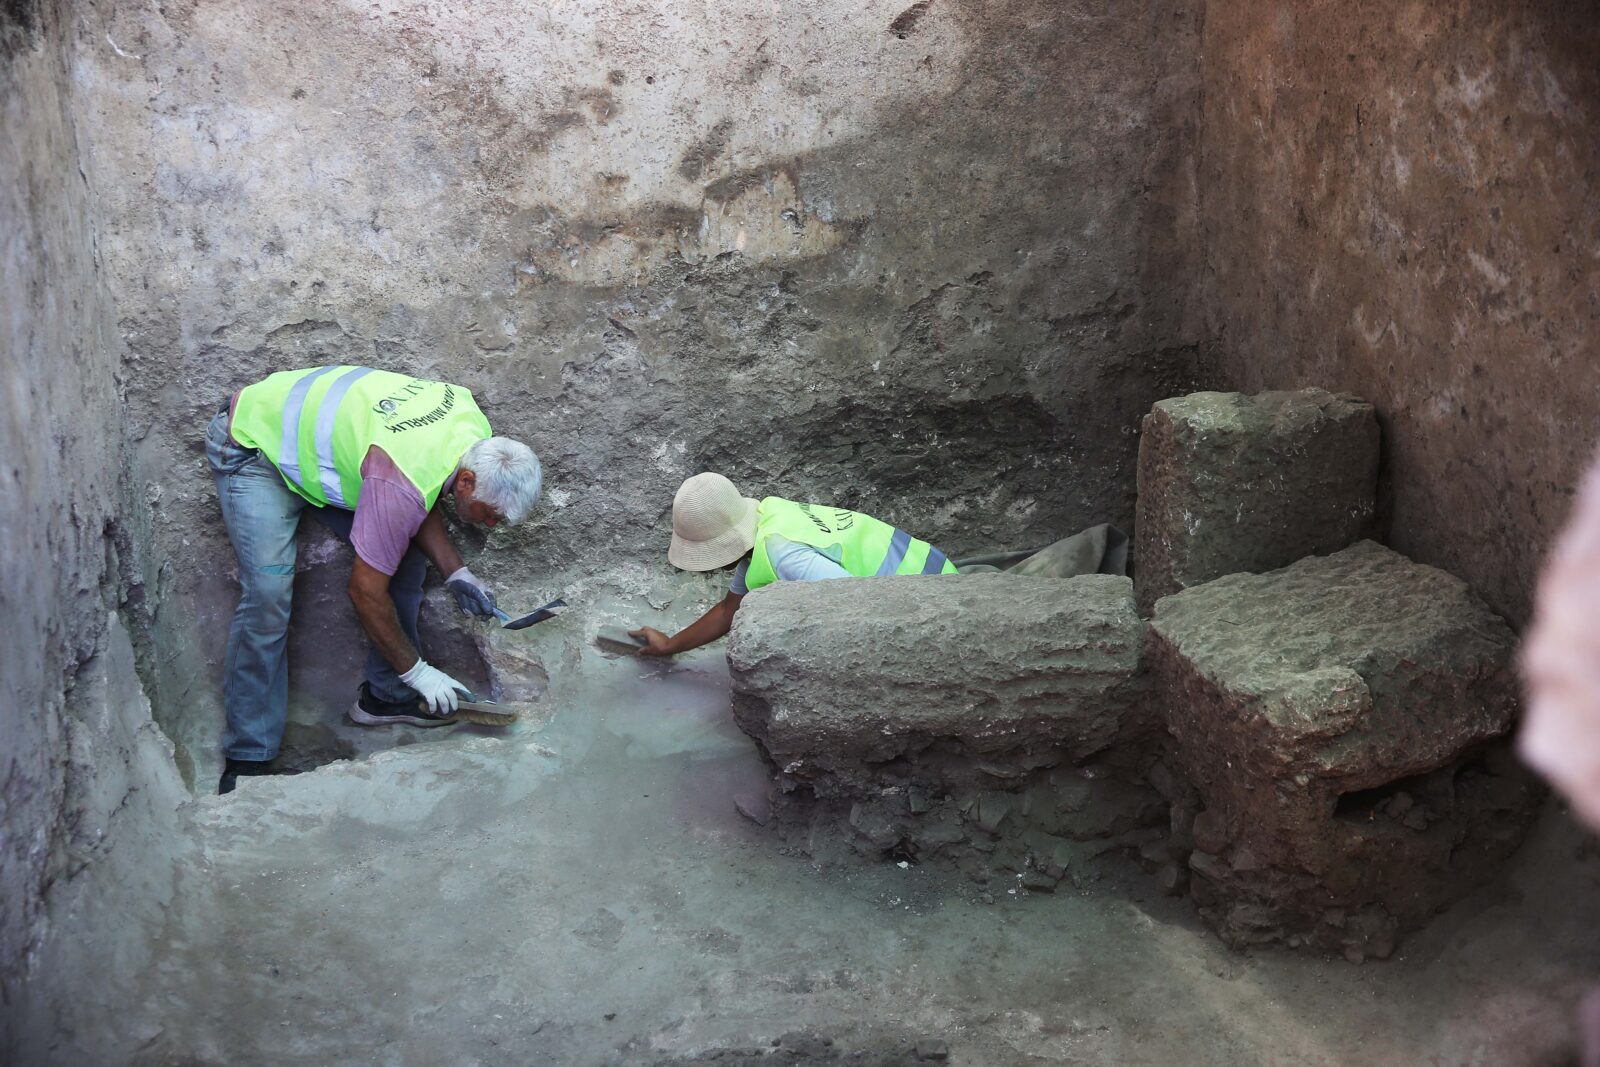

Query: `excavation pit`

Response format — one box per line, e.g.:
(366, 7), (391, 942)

(11, 0), (1600, 1061)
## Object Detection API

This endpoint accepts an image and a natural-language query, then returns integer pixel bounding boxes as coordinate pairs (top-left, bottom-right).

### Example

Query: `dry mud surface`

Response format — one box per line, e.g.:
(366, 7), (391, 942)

(107, 577), (1600, 1067)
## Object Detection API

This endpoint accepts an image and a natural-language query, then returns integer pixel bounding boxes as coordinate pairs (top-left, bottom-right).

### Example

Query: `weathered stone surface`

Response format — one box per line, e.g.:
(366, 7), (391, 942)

(728, 574), (1148, 798)
(729, 573), (1162, 887)
(1149, 541), (1541, 957)
(1134, 389), (1378, 613)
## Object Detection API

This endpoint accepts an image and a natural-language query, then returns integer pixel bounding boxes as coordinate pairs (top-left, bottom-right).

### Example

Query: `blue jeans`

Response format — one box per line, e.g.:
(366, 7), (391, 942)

(206, 410), (426, 760)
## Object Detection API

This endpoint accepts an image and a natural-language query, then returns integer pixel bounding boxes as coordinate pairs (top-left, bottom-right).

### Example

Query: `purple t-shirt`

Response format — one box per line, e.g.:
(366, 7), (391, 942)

(229, 394), (439, 576)
(353, 447), (446, 576)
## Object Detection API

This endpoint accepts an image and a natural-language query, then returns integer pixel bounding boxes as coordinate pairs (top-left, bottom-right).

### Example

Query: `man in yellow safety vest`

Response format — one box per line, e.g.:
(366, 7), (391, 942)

(629, 472), (956, 656)
(205, 366), (542, 794)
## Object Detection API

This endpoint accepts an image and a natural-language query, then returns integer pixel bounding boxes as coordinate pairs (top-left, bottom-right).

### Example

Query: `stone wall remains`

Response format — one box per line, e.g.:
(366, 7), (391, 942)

(1196, 0), (1600, 625)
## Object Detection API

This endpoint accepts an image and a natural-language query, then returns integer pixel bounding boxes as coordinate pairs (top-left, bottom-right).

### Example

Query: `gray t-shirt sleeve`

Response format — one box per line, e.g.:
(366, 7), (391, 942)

(770, 535), (851, 581)
(733, 537), (850, 594)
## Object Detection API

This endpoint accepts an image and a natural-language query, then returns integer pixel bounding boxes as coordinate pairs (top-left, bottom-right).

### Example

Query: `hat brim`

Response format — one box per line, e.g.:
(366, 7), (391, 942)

(668, 496), (759, 571)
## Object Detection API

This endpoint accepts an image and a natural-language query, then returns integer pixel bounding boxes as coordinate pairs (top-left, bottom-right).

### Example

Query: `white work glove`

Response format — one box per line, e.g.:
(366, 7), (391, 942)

(400, 659), (465, 715)
(445, 566), (498, 619)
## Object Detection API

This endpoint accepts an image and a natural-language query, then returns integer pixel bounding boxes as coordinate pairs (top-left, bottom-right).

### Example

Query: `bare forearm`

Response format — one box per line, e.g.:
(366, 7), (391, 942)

(413, 503), (465, 578)
(664, 600), (738, 654)
(350, 583), (418, 674)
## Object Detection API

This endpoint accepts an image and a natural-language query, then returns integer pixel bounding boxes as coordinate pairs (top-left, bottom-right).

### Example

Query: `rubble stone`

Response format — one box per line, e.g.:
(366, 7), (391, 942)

(733, 791), (772, 827)
(1148, 541), (1541, 957)
(1134, 389), (1379, 613)
(727, 573), (1148, 798)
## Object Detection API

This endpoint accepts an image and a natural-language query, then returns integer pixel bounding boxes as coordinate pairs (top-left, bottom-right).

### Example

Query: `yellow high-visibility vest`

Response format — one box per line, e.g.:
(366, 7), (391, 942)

(230, 366), (490, 509)
(743, 496), (957, 591)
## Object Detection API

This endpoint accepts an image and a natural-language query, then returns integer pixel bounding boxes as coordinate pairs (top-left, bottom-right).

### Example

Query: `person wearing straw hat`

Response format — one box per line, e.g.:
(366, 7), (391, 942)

(629, 472), (957, 656)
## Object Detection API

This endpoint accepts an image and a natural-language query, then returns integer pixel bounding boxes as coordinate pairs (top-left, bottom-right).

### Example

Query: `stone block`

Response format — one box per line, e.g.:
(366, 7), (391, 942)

(726, 573), (1147, 799)
(1134, 388), (1379, 614)
(1148, 541), (1541, 957)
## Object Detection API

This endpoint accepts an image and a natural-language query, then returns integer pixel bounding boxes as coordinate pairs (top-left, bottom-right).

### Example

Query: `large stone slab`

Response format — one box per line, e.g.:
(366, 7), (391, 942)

(727, 574), (1147, 799)
(728, 573), (1160, 889)
(1148, 541), (1540, 958)
(1134, 388), (1379, 613)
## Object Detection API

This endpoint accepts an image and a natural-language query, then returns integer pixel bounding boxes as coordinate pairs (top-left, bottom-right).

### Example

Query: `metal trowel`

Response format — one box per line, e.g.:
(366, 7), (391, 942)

(593, 625), (647, 655)
(411, 688), (526, 726)
(492, 597), (568, 630)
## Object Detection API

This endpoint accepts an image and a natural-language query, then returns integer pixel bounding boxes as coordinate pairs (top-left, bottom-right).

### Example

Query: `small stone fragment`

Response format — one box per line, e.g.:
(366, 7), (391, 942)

(917, 814), (966, 848)
(1228, 847), (1262, 873)
(775, 1032), (833, 1058)
(1188, 851), (1227, 883)
(1020, 869), (1057, 893)
(1168, 803), (1197, 852)
(974, 792), (1013, 835)
(1191, 810), (1227, 855)
(914, 1038), (950, 1060)
(733, 790), (771, 826)
(1137, 838), (1170, 869)
(1145, 759), (1190, 803)
(848, 803), (902, 850)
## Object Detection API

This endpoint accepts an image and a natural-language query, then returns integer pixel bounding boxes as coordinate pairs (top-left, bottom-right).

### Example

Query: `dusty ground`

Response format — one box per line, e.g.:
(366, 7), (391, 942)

(115, 577), (1600, 1067)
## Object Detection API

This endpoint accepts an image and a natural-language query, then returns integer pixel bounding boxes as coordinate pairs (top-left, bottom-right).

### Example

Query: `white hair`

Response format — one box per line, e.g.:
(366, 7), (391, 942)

(460, 437), (542, 525)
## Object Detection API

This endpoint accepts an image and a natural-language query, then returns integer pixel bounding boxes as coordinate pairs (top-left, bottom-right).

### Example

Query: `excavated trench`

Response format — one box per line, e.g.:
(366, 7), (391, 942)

(11, 0), (1600, 1064)
(85, 566), (1600, 1065)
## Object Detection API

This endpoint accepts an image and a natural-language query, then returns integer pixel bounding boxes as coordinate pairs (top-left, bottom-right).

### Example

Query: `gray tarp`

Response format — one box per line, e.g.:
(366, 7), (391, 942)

(953, 524), (1129, 579)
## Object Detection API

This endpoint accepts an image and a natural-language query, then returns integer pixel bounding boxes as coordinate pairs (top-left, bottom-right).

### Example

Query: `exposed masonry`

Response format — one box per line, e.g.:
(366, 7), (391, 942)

(1134, 389), (1379, 614)
(727, 395), (1538, 959)
(1150, 542), (1539, 960)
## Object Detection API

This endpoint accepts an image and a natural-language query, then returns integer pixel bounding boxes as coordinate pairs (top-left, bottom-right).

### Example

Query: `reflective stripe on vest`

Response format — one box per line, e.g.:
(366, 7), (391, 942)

(276, 366), (336, 493)
(231, 366), (491, 510)
(744, 496), (958, 591)
(876, 528), (914, 576)
(312, 366), (375, 506)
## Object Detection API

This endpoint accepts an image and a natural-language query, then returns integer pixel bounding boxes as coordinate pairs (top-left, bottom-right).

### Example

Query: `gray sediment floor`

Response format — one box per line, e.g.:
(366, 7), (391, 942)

(123, 581), (1600, 1066)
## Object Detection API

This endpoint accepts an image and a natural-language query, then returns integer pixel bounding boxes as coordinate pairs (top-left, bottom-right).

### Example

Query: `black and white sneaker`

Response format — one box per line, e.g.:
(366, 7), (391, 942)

(348, 682), (459, 728)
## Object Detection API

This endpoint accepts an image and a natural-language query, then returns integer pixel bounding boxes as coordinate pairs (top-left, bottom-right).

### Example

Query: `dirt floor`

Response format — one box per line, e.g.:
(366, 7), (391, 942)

(110, 575), (1600, 1067)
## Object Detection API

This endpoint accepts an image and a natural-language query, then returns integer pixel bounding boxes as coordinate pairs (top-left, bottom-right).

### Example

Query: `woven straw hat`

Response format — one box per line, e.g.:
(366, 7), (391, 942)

(668, 472), (759, 571)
